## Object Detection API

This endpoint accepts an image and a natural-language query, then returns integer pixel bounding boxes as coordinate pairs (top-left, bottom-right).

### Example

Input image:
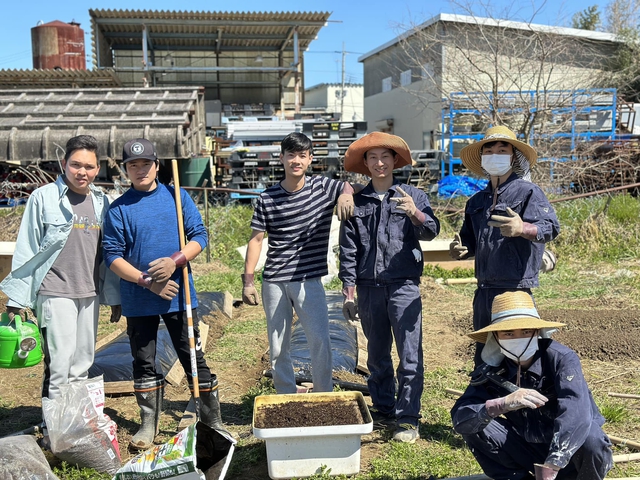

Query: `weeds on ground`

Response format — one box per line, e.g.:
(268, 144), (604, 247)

(423, 264), (474, 280)
(53, 462), (111, 480)
(239, 378), (276, 420)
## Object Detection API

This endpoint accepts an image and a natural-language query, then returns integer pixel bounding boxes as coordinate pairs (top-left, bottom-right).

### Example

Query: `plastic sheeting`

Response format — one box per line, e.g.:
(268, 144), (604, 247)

(88, 321), (178, 382)
(438, 175), (488, 198)
(88, 292), (224, 383)
(289, 292), (359, 379)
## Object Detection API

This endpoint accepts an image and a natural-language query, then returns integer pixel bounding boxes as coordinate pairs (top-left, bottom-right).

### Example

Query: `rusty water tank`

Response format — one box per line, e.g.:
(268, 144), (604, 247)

(31, 20), (86, 70)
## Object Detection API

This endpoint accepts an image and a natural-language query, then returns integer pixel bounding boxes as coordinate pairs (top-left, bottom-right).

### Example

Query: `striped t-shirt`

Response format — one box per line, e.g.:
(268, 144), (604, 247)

(251, 175), (343, 282)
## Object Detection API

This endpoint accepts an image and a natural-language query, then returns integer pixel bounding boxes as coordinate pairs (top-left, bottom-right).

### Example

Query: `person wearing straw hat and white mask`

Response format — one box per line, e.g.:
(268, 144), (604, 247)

(449, 125), (560, 366)
(339, 132), (440, 443)
(451, 291), (613, 480)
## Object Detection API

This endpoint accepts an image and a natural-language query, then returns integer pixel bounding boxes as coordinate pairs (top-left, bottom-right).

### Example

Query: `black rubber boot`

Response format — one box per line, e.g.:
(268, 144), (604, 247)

(197, 377), (230, 435)
(130, 376), (164, 450)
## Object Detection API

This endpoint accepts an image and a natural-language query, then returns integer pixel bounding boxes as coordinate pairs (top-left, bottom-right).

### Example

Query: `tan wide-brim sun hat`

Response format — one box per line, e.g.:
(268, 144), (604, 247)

(468, 291), (565, 344)
(459, 125), (538, 176)
(344, 132), (413, 176)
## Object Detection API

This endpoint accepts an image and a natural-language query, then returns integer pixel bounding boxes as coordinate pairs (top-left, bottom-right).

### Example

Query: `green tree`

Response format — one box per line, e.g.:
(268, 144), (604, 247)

(572, 5), (601, 30)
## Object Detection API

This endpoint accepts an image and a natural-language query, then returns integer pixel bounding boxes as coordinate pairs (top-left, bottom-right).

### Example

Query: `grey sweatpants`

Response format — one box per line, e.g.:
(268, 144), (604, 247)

(262, 278), (333, 393)
(36, 295), (100, 399)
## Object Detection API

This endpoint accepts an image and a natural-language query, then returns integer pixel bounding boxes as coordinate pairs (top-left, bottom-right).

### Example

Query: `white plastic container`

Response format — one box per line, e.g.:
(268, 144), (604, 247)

(253, 391), (373, 479)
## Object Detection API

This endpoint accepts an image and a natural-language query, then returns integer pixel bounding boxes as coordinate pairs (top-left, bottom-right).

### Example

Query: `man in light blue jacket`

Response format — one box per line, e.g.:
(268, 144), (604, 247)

(0, 135), (120, 400)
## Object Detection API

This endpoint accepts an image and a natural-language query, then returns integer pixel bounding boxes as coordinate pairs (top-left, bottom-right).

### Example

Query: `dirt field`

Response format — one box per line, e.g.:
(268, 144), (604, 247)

(0, 210), (639, 478)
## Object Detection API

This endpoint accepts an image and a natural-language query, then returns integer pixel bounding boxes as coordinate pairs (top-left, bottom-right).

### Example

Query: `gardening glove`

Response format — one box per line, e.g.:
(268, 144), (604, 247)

(336, 193), (355, 221)
(242, 273), (260, 306)
(149, 279), (180, 300)
(389, 186), (417, 217)
(342, 286), (358, 321)
(449, 233), (469, 260)
(5, 306), (25, 321)
(534, 464), (560, 480)
(109, 305), (122, 323)
(488, 208), (538, 239)
(148, 252), (187, 282)
(540, 249), (557, 273)
(504, 388), (548, 410)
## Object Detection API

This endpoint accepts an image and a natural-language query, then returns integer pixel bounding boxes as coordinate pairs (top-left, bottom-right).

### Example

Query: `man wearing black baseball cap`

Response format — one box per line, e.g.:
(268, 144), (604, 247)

(103, 138), (230, 449)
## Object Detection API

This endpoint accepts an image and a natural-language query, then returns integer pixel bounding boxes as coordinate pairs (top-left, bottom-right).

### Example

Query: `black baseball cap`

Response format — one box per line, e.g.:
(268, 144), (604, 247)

(122, 138), (158, 163)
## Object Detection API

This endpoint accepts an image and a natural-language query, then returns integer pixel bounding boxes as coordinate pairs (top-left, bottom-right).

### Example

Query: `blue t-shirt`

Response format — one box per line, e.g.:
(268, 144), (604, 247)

(103, 183), (207, 317)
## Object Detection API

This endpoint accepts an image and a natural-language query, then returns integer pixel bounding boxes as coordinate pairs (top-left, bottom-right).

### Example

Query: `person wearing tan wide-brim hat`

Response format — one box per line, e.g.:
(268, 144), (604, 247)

(340, 131), (440, 443)
(449, 125), (560, 366)
(451, 290), (613, 480)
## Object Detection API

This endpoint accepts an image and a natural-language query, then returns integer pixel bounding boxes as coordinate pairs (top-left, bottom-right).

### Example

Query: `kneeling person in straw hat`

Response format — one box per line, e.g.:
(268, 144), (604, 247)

(449, 126), (560, 366)
(339, 132), (440, 443)
(451, 291), (613, 480)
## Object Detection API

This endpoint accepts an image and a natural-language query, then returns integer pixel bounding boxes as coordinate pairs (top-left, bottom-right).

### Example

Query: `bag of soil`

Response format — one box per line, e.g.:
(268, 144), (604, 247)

(42, 376), (121, 474)
(114, 422), (236, 480)
(0, 434), (60, 480)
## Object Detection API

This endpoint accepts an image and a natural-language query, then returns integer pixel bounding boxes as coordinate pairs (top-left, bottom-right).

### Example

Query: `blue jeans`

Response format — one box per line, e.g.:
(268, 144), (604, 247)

(357, 283), (423, 425)
(262, 278), (333, 393)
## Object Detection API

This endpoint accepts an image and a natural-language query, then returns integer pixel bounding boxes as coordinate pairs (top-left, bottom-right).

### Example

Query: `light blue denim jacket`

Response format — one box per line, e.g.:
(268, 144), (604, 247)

(0, 176), (120, 308)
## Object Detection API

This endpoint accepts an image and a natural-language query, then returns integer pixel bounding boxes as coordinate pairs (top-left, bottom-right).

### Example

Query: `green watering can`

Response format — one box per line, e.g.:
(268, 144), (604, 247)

(0, 312), (42, 368)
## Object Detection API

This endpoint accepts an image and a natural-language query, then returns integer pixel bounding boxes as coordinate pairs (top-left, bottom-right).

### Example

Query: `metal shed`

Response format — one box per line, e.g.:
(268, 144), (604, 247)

(89, 9), (331, 110)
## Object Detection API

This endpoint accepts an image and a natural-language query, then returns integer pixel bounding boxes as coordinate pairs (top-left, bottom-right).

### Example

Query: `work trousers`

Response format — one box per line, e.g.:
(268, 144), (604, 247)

(126, 309), (211, 386)
(262, 278), (333, 394)
(37, 295), (100, 400)
(463, 416), (613, 480)
(357, 283), (423, 425)
(472, 288), (532, 366)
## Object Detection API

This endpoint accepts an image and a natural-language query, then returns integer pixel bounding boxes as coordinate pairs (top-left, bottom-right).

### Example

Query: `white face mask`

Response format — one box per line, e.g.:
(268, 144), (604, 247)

(481, 154), (512, 176)
(499, 336), (538, 362)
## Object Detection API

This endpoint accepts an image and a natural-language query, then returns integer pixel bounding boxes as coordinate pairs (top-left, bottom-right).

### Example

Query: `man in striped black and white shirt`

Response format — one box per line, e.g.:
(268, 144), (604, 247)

(241, 132), (355, 394)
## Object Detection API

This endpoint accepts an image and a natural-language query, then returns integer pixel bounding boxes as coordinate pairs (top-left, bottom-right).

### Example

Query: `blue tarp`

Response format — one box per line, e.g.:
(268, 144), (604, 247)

(438, 175), (488, 198)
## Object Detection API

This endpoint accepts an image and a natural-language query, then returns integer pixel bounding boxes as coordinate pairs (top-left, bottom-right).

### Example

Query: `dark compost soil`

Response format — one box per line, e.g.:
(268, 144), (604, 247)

(255, 400), (365, 429)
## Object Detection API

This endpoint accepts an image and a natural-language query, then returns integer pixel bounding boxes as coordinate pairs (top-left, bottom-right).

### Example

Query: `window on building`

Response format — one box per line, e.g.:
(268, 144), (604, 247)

(400, 69), (412, 86)
(422, 63), (435, 80)
(382, 76), (392, 93)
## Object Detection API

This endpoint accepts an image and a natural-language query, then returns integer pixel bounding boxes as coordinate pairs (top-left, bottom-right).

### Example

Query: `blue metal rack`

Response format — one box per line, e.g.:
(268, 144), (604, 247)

(440, 89), (618, 177)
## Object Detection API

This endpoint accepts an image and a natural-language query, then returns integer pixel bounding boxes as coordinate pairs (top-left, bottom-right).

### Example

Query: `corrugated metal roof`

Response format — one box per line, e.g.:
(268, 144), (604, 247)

(0, 86), (206, 161)
(90, 9), (331, 55)
(0, 69), (122, 89)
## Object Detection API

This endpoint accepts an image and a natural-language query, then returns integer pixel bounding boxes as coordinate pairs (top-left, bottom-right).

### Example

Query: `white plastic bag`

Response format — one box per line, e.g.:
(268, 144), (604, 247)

(42, 376), (121, 474)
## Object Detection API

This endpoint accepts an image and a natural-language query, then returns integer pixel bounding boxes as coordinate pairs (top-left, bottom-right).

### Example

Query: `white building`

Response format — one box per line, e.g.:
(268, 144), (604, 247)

(358, 13), (621, 151)
(304, 83), (364, 121)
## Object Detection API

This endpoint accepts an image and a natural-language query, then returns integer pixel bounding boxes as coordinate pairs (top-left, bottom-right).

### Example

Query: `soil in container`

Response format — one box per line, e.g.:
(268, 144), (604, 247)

(255, 400), (365, 429)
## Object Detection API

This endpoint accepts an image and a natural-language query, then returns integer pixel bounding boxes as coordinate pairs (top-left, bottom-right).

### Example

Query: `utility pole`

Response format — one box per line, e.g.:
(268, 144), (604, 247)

(340, 42), (346, 120)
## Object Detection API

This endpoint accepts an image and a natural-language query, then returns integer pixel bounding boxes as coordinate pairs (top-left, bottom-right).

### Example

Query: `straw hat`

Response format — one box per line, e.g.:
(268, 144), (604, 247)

(344, 132), (413, 176)
(468, 291), (565, 344)
(459, 126), (538, 176)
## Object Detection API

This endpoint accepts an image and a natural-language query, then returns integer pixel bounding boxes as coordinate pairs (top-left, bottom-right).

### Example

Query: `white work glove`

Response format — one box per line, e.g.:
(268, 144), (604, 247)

(503, 388), (548, 411)
(389, 186), (417, 216)
(488, 207), (524, 237)
(449, 233), (468, 260)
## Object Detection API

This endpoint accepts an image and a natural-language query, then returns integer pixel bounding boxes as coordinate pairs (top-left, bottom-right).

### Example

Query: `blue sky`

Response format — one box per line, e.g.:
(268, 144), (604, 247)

(0, 0), (604, 88)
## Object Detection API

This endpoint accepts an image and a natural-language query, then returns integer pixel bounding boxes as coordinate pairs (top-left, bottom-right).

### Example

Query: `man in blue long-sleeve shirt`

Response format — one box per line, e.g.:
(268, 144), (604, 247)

(339, 132), (440, 443)
(449, 126), (560, 365)
(451, 291), (612, 480)
(103, 138), (229, 450)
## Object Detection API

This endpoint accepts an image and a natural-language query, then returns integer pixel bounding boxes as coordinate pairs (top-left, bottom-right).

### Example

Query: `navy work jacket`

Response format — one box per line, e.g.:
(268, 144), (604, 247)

(451, 339), (606, 469)
(459, 173), (560, 288)
(339, 181), (440, 287)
